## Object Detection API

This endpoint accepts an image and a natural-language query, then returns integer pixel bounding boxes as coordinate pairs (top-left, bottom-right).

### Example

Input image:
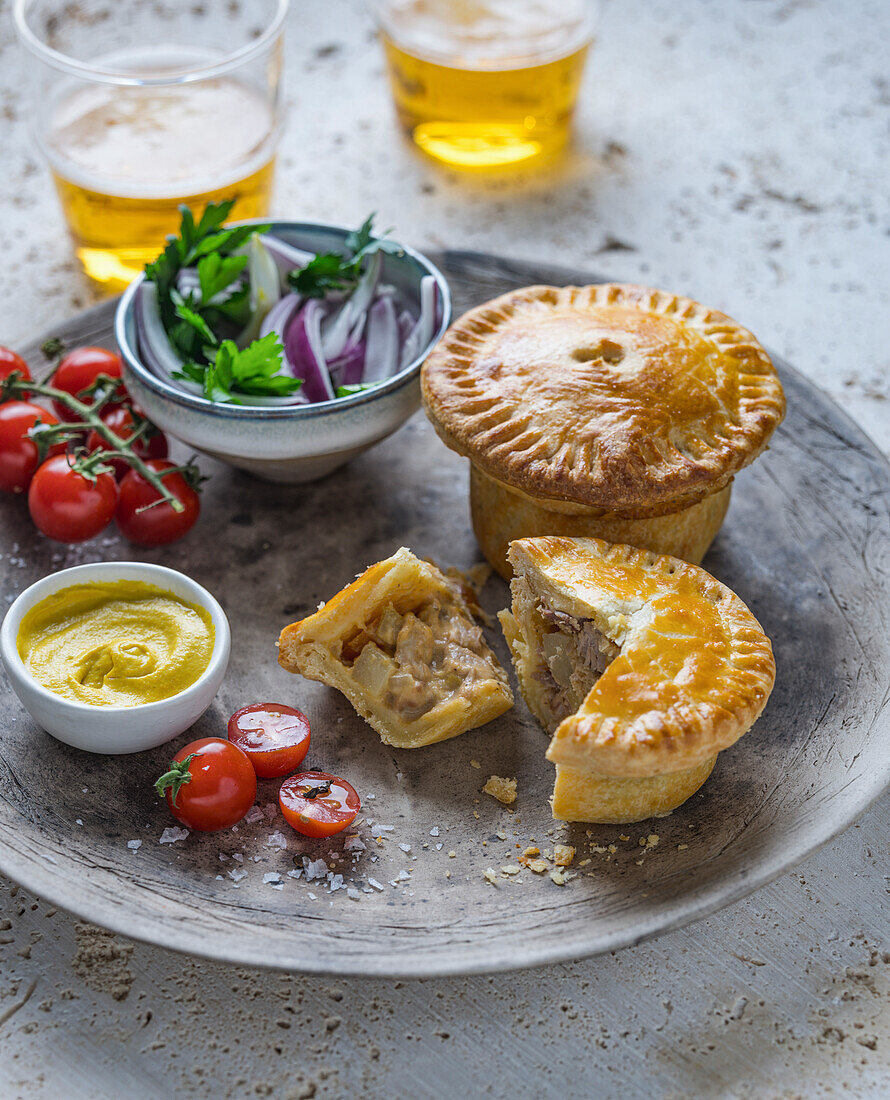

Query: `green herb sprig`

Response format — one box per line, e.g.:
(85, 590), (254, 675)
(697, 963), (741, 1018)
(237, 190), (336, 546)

(145, 200), (263, 366)
(287, 213), (402, 299)
(175, 334), (302, 404)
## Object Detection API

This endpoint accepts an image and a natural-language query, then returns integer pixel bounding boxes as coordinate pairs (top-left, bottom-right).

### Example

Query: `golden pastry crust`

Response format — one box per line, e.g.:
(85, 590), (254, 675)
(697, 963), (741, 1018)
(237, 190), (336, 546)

(470, 464), (731, 579)
(551, 758), (716, 825)
(422, 284), (785, 516)
(501, 536), (775, 778)
(278, 548), (513, 749)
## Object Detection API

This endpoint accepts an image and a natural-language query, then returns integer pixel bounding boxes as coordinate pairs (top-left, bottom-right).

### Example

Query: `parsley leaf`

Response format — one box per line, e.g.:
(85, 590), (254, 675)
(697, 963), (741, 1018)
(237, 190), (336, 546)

(286, 214), (403, 299)
(177, 333), (303, 404)
(198, 252), (247, 303)
(335, 383), (374, 398)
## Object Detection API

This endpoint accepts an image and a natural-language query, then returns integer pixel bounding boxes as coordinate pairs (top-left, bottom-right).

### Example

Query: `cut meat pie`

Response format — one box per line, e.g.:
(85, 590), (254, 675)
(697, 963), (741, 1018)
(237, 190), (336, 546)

(278, 548), (513, 748)
(499, 536), (776, 823)
(422, 283), (786, 577)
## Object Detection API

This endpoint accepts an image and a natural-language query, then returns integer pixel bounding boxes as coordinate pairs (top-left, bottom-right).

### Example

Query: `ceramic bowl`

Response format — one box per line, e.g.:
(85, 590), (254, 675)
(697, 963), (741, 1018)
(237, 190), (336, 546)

(0, 562), (231, 754)
(114, 221), (452, 483)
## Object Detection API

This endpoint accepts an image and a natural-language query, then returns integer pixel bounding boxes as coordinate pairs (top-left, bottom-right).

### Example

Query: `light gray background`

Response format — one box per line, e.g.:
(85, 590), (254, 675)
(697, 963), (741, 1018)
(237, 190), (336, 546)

(1, 1), (888, 1096)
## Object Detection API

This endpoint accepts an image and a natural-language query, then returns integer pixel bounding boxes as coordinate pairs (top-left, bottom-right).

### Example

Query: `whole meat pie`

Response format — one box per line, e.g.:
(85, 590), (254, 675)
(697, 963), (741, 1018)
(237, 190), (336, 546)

(499, 536), (776, 823)
(421, 283), (785, 577)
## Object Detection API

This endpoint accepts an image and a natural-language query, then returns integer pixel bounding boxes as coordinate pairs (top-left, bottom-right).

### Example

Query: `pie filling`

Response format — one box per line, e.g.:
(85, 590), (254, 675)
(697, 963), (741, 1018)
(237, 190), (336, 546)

(345, 598), (503, 723)
(533, 602), (620, 726)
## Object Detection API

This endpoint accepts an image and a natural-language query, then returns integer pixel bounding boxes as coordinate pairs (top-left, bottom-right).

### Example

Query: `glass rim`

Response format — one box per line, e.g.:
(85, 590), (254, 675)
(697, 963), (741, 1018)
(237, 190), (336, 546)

(12, 0), (289, 86)
(366, 0), (598, 70)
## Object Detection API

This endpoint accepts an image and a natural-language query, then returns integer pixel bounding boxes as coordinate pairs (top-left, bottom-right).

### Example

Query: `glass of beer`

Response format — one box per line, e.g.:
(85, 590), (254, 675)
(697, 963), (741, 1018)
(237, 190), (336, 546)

(368, 0), (599, 170)
(14, 0), (288, 290)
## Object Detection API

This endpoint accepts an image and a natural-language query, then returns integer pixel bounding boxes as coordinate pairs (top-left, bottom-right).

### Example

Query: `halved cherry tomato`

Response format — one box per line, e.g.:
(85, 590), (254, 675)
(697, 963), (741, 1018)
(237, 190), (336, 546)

(87, 405), (169, 480)
(0, 348), (32, 399)
(155, 737), (257, 832)
(228, 703), (311, 778)
(51, 346), (127, 420)
(27, 454), (118, 542)
(115, 459), (200, 546)
(0, 401), (62, 493)
(279, 771), (360, 838)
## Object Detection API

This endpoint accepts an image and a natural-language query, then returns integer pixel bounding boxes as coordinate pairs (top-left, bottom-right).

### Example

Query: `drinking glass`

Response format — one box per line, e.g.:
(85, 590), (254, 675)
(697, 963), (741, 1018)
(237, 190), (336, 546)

(14, 0), (289, 290)
(368, 0), (600, 169)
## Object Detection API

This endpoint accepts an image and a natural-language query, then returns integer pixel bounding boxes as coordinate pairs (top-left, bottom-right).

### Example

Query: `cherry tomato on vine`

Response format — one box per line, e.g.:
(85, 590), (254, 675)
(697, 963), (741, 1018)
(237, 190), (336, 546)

(0, 401), (62, 493)
(86, 405), (169, 480)
(27, 454), (118, 542)
(115, 459), (200, 546)
(228, 703), (311, 778)
(155, 737), (257, 832)
(279, 771), (361, 839)
(0, 347), (32, 399)
(51, 346), (127, 419)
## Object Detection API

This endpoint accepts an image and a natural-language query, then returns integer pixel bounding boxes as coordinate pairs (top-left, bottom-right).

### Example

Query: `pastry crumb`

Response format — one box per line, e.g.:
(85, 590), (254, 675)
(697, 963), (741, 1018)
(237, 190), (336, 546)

(483, 868), (499, 887)
(678, 843), (689, 850)
(500, 864), (521, 876)
(483, 775), (517, 804)
(549, 869), (568, 886)
(522, 846), (540, 857)
(470, 759), (481, 769)
(554, 844), (575, 866)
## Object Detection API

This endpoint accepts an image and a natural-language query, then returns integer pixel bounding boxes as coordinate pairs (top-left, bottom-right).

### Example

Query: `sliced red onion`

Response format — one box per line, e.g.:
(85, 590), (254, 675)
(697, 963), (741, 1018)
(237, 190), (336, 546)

(259, 292), (302, 341)
(329, 340), (365, 388)
(399, 276), (438, 369)
(260, 234), (315, 286)
(363, 296), (399, 384)
(397, 308), (415, 345)
(321, 251), (381, 361)
(286, 300), (335, 402)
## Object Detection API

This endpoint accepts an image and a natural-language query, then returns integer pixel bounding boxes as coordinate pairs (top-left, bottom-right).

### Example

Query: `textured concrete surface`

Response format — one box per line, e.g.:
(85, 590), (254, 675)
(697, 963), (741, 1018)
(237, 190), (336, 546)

(0, 0), (889, 1096)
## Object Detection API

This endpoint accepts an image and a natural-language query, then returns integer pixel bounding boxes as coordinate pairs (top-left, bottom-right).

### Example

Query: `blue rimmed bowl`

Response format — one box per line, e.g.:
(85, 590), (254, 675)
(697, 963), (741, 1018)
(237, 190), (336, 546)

(114, 221), (451, 483)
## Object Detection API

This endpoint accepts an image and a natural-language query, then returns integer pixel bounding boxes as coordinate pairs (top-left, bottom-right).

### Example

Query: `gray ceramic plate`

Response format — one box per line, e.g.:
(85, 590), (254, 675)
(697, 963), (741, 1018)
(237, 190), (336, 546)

(1, 252), (888, 978)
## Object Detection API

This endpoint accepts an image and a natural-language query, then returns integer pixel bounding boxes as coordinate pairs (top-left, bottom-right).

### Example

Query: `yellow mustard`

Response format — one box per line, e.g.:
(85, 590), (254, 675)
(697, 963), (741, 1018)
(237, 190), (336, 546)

(17, 580), (214, 707)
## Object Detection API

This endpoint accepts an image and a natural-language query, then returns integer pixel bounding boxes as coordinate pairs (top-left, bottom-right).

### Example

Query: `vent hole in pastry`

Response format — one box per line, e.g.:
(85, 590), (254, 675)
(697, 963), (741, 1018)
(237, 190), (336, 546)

(571, 339), (625, 365)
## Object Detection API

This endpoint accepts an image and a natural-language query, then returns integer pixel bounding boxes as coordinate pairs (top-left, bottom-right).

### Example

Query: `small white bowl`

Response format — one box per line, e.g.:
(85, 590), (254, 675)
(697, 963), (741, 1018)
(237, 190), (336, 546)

(115, 221), (453, 484)
(0, 562), (231, 755)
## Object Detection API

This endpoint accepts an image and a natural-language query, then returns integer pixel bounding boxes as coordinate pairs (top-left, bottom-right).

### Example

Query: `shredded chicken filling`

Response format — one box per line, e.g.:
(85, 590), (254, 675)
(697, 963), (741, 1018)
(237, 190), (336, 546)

(534, 603), (619, 723)
(349, 600), (498, 722)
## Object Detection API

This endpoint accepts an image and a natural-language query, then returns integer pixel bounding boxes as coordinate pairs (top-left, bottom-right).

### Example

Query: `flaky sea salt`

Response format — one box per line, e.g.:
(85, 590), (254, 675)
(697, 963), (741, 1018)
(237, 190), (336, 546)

(304, 858), (328, 880)
(265, 830), (289, 851)
(367, 878), (385, 891)
(228, 868), (248, 882)
(159, 827), (189, 844)
(398, 843), (412, 853)
(243, 806), (264, 825)
(126, 840), (142, 851)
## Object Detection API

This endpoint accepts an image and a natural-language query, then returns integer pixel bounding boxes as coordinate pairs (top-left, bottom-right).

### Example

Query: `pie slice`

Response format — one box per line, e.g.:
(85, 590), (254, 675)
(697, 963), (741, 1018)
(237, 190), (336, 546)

(499, 536), (775, 823)
(278, 548), (513, 748)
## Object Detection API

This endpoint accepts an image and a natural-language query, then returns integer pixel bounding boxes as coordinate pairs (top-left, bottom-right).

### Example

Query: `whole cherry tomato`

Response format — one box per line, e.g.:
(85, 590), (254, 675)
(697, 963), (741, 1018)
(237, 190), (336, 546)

(51, 346), (127, 420)
(115, 459), (200, 546)
(0, 401), (62, 493)
(228, 703), (311, 778)
(155, 737), (257, 832)
(0, 347), (32, 399)
(87, 405), (169, 480)
(279, 771), (361, 839)
(27, 454), (119, 542)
